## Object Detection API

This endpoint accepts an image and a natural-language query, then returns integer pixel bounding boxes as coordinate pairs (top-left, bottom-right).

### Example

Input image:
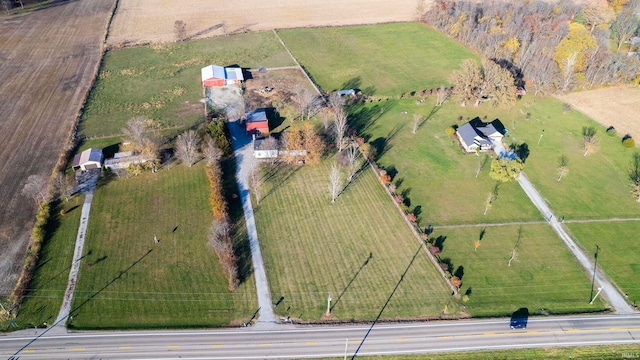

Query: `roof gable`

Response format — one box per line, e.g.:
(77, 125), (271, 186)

(246, 108), (268, 123)
(201, 65), (244, 81)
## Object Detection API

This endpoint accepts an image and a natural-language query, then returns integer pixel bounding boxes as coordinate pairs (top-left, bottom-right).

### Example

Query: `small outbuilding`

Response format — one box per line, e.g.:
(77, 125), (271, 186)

(72, 148), (103, 171)
(201, 65), (244, 87)
(103, 151), (151, 170)
(245, 108), (269, 135)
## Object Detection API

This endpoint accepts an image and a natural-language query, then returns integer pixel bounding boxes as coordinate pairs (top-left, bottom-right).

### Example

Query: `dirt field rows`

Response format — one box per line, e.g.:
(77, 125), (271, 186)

(558, 86), (640, 141)
(107, 0), (424, 46)
(0, 0), (116, 298)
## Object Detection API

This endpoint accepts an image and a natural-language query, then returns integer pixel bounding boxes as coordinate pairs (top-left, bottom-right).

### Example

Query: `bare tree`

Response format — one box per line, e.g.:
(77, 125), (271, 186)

(346, 145), (360, 183)
(334, 108), (348, 152)
(483, 192), (494, 215)
(54, 172), (74, 201)
(329, 162), (342, 203)
(560, 52), (578, 93)
(295, 86), (320, 121)
(612, 2), (640, 50)
(175, 130), (200, 167)
(123, 117), (148, 154)
(557, 155), (569, 181)
(248, 165), (264, 205)
(411, 114), (421, 134)
(435, 85), (449, 106)
(508, 225), (523, 267)
(203, 137), (223, 166)
(1, 0), (12, 14)
(475, 154), (490, 178)
(22, 175), (48, 206)
(328, 92), (345, 114)
(174, 20), (187, 42)
(319, 108), (334, 132)
(582, 126), (599, 156)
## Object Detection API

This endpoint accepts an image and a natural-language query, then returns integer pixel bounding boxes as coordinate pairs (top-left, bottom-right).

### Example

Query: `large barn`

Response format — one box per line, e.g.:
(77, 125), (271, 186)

(245, 108), (269, 135)
(201, 65), (244, 87)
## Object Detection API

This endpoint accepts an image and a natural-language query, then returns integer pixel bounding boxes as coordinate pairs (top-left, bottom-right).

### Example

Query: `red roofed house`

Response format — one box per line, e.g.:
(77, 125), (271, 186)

(245, 108), (269, 135)
(201, 65), (244, 87)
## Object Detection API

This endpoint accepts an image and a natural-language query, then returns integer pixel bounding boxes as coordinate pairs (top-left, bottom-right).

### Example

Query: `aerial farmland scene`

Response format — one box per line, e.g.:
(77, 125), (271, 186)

(0, 0), (639, 358)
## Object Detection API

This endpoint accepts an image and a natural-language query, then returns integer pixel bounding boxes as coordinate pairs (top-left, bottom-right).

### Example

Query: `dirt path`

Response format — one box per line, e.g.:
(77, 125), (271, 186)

(517, 173), (635, 314)
(0, 0), (117, 300)
(227, 120), (276, 325)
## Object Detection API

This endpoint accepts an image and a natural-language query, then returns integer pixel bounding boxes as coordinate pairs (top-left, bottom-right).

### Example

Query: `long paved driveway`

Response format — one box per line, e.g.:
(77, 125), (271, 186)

(517, 173), (635, 314)
(228, 119), (276, 324)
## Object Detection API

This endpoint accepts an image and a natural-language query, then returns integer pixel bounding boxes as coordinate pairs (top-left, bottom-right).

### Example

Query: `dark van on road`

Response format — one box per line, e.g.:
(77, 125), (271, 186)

(510, 308), (529, 329)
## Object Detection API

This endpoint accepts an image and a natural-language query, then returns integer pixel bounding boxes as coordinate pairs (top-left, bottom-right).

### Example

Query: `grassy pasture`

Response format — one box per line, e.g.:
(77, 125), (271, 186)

(431, 224), (604, 316)
(70, 163), (256, 329)
(567, 222), (640, 307)
(80, 31), (294, 138)
(278, 23), (479, 96)
(1, 198), (83, 331)
(255, 157), (456, 321)
(348, 98), (542, 226)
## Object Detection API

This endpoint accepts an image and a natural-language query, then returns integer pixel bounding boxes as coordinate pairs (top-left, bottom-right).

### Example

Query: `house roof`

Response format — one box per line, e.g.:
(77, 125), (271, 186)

(337, 89), (356, 96)
(254, 137), (279, 151)
(75, 148), (103, 165)
(246, 108), (268, 123)
(457, 120), (506, 148)
(201, 65), (244, 81)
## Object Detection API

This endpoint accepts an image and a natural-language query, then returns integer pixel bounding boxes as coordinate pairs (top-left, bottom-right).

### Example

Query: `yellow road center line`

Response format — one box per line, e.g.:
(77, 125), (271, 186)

(72, 348), (85, 351)
(119, 346), (132, 349)
(349, 340), (360, 344)
(305, 341), (318, 345)
(260, 343), (272, 347)
(439, 336), (453, 339)
(211, 344), (224, 348)
(567, 329), (580, 332)
(23, 349), (36, 353)
(396, 338), (409, 341)
(482, 332), (496, 336)
(168, 345), (180, 349)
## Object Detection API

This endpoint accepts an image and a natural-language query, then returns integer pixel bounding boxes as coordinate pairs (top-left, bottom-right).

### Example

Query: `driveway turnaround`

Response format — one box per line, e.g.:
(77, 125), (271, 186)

(517, 173), (635, 314)
(228, 119), (276, 324)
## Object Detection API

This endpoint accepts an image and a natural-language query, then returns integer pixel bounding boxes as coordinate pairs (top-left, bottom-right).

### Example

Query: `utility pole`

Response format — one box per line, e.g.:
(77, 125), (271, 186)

(590, 244), (600, 302)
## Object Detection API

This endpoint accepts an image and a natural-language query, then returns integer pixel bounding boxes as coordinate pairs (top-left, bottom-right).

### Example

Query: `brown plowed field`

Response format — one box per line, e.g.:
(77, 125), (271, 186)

(0, 0), (116, 297)
(107, 0), (422, 47)
(558, 86), (640, 140)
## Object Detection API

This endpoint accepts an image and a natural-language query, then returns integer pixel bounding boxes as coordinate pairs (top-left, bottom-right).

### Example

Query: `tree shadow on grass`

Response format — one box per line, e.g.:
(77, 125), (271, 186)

(347, 101), (396, 139)
(260, 161), (300, 203)
(330, 252), (373, 312)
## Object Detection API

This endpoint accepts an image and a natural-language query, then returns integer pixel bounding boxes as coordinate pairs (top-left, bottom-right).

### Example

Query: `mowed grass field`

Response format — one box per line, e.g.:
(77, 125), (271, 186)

(349, 99), (542, 226)
(255, 158), (456, 321)
(567, 222), (640, 307)
(70, 163), (256, 329)
(278, 23), (479, 96)
(1, 198), (82, 331)
(81, 31), (294, 138)
(432, 224), (604, 316)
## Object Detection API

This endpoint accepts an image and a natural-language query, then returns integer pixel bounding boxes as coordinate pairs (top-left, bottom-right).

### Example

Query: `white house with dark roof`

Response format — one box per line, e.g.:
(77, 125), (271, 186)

(456, 119), (505, 153)
(72, 148), (103, 171)
(201, 65), (244, 87)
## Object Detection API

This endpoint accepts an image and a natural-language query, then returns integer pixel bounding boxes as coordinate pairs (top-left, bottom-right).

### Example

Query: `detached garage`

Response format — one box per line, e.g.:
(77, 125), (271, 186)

(245, 108), (269, 135)
(72, 148), (103, 171)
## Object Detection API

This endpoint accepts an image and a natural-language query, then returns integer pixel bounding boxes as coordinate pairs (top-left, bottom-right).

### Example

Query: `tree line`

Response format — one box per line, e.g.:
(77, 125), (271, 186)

(423, 0), (640, 94)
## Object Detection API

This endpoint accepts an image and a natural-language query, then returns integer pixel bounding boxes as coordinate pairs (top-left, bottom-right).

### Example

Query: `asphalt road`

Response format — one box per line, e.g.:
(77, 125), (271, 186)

(2, 314), (639, 359)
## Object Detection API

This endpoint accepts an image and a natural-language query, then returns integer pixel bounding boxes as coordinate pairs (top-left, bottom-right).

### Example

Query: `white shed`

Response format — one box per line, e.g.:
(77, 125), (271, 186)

(72, 148), (103, 171)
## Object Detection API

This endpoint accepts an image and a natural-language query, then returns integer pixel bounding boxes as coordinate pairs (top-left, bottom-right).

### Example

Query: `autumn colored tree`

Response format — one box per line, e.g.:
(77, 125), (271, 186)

(302, 123), (325, 165)
(490, 158), (524, 182)
(449, 59), (517, 108)
(554, 22), (597, 91)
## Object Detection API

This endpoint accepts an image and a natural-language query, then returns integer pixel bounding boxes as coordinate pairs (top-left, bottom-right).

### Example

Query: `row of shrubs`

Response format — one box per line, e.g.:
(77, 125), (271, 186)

(204, 121), (239, 292)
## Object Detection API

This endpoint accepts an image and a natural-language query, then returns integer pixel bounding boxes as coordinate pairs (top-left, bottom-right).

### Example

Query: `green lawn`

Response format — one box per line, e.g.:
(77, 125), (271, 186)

(70, 163), (256, 329)
(278, 23), (479, 96)
(567, 222), (640, 307)
(81, 31), (294, 138)
(432, 224), (604, 316)
(255, 158), (456, 321)
(1, 198), (83, 331)
(350, 344), (640, 359)
(349, 98), (542, 226)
